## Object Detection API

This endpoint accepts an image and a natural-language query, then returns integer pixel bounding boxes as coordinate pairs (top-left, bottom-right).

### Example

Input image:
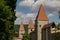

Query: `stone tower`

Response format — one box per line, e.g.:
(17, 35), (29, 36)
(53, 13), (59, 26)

(19, 22), (25, 40)
(28, 19), (34, 33)
(35, 5), (49, 40)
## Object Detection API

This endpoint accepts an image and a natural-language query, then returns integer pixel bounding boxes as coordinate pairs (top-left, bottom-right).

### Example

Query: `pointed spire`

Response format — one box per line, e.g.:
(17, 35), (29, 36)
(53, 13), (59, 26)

(28, 19), (34, 29)
(36, 4), (48, 21)
(20, 22), (24, 31)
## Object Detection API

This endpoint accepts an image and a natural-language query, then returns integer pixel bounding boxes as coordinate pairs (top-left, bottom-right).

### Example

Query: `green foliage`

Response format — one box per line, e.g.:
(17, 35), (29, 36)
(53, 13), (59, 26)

(0, 0), (16, 40)
(22, 33), (30, 40)
(56, 23), (60, 29)
(4, 0), (17, 11)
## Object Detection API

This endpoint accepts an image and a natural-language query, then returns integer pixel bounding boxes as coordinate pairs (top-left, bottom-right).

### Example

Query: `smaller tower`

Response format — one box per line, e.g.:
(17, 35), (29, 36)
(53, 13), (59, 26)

(28, 19), (34, 33)
(19, 22), (25, 40)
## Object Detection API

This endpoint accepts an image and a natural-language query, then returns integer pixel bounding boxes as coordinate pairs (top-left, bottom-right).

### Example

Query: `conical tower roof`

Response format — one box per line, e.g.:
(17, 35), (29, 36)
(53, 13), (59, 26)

(20, 22), (24, 31)
(28, 19), (34, 29)
(36, 4), (48, 21)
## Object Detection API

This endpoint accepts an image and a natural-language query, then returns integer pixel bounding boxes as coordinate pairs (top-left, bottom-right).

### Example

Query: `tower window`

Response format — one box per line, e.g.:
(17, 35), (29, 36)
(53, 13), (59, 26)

(39, 25), (41, 27)
(31, 29), (32, 31)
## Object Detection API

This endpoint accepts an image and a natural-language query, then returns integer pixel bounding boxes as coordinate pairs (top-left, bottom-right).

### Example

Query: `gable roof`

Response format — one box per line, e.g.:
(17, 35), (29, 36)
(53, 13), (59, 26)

(42, 22), (56, 29)
(36, 4), (48, 21)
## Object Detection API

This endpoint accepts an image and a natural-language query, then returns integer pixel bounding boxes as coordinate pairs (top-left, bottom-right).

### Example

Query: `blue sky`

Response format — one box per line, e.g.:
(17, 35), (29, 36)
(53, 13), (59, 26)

(15, 0), (60, 25)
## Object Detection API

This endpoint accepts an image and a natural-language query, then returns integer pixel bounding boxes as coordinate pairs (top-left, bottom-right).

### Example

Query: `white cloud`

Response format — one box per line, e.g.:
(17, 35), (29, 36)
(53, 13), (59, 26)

(15, 18), (21, 25)
(15, 11), (37, 24)
(16, 0), (60, 24)
(19, 0), (60, 11)
(47, 11), (58, 18)
(19, 0), (34, 7)
(26, 13), (37, 18)
(48, 14), (54, 18)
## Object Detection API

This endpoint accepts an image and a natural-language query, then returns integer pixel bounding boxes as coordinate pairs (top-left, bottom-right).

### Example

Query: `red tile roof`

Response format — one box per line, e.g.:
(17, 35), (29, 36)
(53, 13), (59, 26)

(36, 4), (48, 21)
(28, 19), (34, 29)
(20, 22), (24, 31)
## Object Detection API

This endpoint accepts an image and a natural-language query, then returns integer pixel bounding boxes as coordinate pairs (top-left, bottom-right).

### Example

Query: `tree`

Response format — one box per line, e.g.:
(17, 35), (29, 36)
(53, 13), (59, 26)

(57, 23), (60, 30)
(0, 0), (16, 40)
(22, 33), (30, 40)
(4, 0), (17, 11)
